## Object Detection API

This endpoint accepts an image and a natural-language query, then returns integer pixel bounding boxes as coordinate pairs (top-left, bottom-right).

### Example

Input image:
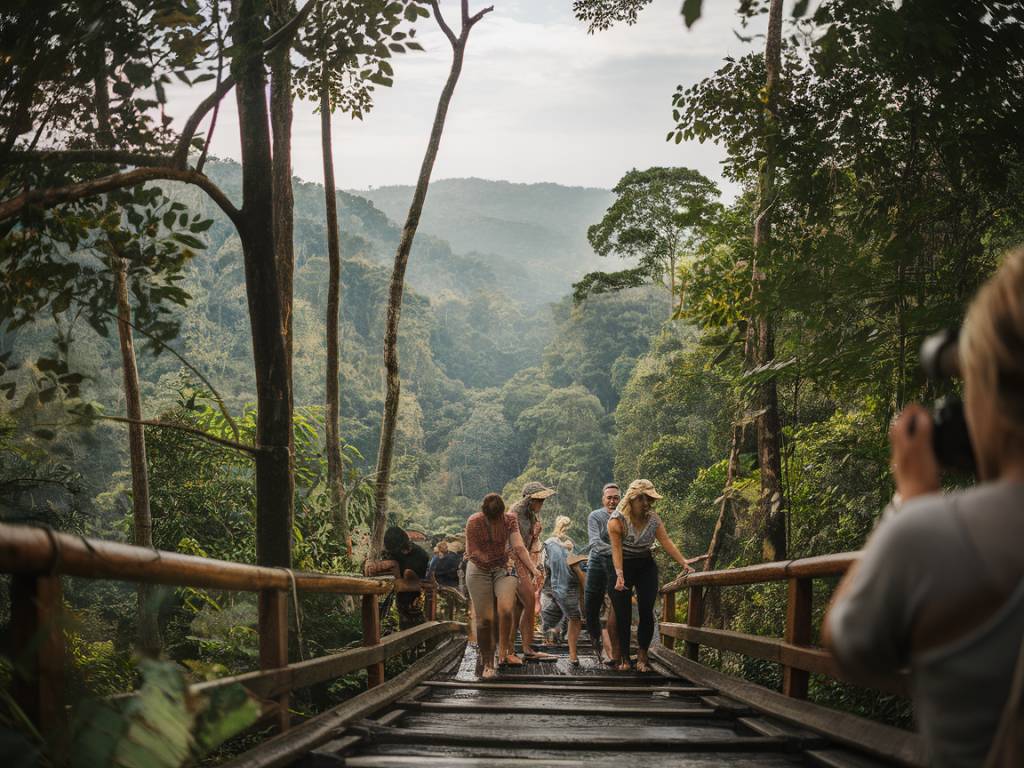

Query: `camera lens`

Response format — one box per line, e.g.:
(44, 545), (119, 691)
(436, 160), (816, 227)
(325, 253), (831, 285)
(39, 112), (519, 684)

(920, 329), (960, 381)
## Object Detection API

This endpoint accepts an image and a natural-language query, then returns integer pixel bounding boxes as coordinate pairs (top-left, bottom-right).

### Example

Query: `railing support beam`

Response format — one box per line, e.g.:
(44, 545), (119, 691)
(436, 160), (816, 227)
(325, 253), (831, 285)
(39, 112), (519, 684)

(11, 573), (66, 742)
(783, 576), (812, 699)
(259, 588), (290, 732)
(686, 584), (704, 661)
(362, 594), (384, 688)
(661, 591), (676, 650)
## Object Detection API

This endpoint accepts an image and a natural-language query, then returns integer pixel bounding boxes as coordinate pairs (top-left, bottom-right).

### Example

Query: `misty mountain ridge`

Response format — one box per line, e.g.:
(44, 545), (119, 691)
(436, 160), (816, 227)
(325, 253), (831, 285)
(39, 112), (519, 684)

(350, 177), (617, 304)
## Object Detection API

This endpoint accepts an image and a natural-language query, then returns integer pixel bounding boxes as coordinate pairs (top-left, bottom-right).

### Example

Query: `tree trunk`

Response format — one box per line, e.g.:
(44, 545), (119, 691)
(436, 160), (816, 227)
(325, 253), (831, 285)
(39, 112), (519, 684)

(270, 1), (296, 361)
(371, 3), (488, 557)
(320, 53), (350, 556)
(114, 259), (161, 656)
(751, 0), (786, 562)
(95, 40), (159, 655)
(234, 0), (294, 573)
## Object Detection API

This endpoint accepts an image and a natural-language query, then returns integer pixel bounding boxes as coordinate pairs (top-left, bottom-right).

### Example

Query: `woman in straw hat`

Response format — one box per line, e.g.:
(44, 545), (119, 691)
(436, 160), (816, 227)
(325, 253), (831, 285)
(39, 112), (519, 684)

(506, 481), (559, 662)
(609, 478), (703, 672)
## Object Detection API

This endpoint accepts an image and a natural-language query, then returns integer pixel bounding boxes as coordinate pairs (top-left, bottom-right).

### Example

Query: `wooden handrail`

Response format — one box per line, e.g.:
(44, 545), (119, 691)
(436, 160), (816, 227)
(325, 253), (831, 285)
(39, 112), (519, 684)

(658, 550), (899, 704)
(660, 551), (858, 592)
(0, 522), (391, 594)
(0, 522), (467, 741)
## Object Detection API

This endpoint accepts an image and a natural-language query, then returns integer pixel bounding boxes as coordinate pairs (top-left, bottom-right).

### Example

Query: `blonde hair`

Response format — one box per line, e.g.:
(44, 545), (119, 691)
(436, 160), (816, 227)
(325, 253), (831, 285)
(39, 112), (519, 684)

(960, 248), (1024, 468)
(553, 515), (572, 539)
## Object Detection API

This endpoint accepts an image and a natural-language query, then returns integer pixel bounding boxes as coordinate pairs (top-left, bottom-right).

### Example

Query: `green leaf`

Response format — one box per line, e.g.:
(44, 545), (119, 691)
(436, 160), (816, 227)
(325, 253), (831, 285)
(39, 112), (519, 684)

(171, 233), (205, 249)
(681, 0), (703, 28)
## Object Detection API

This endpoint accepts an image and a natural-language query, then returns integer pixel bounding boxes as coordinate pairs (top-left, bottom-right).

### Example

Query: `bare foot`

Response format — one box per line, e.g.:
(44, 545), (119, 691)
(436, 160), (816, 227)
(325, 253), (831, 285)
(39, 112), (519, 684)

(503, 653), (524, 666)
(635, 660), (651, 673)
(616, 660), (631, 672)
(481, 666), (498, 680)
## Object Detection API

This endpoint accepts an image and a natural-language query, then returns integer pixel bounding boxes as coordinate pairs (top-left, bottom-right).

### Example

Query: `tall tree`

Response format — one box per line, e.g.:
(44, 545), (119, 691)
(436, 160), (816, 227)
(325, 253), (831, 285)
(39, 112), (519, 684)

(297, 0), (425, 556)
(0, 0), (313, 587)
(113, 255), (160, 655)
(748, 0), (786, 561)
(371, 0), (492, 557)
(573, 166), (720, 314)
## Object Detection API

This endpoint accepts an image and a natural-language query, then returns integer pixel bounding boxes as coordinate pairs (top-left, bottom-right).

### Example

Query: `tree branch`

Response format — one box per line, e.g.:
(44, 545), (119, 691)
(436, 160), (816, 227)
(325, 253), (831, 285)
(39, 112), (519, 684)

(0, 166), (242, 227)
(430, 0), (458, 47)
(99, 414), (260, 456)
(171, 0), (315, 168)
(6, 149), (174, 167)
(172, 75), (236, 169)
(77, 299), (241, 441)
(467, 5), (493, 28)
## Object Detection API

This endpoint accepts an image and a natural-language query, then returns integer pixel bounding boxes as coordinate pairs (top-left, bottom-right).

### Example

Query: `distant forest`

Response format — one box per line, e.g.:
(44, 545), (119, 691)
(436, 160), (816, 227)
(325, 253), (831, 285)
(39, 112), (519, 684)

(3, 164), (665, 551)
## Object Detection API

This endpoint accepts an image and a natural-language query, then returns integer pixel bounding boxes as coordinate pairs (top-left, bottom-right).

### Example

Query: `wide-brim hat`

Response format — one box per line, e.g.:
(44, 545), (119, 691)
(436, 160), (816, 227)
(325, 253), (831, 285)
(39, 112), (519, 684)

(567, 553), (588, 567)
(616, 479), (663, 515)
(522, 481), (556, 500)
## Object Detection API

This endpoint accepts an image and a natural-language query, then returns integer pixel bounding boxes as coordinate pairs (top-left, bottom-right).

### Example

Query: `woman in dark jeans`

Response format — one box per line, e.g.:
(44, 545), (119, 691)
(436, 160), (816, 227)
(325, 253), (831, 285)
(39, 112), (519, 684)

(608, 479), (701, 672)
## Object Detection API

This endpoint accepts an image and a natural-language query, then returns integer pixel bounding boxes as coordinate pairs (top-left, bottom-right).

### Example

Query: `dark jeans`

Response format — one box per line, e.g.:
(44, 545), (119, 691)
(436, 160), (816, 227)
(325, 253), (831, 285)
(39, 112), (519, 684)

(608, 555), (659, 658)
(584, 551), (612, 650)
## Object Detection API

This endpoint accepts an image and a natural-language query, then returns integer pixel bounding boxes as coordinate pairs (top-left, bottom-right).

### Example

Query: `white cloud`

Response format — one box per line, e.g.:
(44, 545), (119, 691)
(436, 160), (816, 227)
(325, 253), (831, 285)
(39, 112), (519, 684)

(167, 0), (761, 195)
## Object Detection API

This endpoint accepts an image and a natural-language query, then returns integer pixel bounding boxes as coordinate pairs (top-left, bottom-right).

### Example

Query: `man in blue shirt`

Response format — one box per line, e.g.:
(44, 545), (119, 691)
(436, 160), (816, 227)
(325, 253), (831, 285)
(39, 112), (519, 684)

(584, 483), (621, 663)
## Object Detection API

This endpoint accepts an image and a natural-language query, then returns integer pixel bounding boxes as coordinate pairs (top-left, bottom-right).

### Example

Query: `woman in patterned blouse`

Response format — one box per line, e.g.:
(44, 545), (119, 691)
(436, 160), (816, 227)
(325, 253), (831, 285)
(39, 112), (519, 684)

(465, 493), (543, 678)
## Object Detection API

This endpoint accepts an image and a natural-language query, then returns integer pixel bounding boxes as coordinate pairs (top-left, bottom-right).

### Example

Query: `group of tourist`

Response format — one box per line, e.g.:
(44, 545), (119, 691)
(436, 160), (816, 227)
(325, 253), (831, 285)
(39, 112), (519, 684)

(362, 247), (1024, 762)
(463, 477), (702, 678)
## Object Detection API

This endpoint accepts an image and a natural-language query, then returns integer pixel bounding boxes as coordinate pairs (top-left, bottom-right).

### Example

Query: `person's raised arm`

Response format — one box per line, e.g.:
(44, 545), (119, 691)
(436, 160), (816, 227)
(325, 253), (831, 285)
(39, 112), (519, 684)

(609, 518), (626, 591)
(655, 522), (696, 573)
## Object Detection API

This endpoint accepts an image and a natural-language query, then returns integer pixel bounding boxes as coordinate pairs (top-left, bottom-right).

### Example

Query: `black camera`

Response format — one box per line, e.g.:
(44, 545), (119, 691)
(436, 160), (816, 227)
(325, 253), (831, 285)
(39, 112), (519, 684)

(919, 329), (976, 474)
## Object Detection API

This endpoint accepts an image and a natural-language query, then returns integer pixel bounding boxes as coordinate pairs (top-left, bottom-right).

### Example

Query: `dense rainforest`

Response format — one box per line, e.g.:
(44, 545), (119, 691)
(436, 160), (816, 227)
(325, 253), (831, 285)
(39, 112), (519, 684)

(3, 0), (1024, 761)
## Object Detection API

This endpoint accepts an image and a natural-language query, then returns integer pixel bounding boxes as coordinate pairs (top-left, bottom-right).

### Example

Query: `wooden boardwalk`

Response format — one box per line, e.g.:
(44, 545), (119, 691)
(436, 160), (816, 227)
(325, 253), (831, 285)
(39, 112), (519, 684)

(296, 642), (898, 768)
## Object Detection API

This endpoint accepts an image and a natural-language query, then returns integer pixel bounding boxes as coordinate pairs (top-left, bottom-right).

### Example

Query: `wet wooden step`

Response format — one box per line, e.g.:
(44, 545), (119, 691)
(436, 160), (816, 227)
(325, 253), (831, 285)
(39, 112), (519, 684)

(349, 721), (790, 751)
(394, 699), (723, 718)
(423, 680), (716, 695)
(343, 754), (804, 768)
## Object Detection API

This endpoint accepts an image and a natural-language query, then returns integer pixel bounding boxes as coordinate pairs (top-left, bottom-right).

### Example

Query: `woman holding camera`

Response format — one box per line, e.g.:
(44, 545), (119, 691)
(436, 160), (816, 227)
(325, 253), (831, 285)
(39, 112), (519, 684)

(824, 249), (1024, 767)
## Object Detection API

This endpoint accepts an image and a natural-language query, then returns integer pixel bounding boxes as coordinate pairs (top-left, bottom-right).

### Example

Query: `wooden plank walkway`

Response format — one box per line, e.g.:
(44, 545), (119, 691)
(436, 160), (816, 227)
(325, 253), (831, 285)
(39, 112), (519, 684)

(295, 641), (902, 768)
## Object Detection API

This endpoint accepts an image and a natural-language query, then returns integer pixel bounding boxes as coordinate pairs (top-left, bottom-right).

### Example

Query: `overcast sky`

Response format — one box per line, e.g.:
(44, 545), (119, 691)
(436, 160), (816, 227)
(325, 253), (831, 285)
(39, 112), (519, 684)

(178, 0), (762, 194)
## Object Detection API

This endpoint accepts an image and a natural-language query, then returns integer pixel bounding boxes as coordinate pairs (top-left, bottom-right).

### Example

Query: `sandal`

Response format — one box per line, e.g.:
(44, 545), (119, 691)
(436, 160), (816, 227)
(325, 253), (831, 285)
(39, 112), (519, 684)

(502, 653), (524, 666)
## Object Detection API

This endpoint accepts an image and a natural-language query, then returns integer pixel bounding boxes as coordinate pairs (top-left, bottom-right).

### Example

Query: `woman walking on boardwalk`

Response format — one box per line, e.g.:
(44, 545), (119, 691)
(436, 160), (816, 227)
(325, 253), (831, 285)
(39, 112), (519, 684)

(507, 481), (558, 661)
(464, 493), (543, 679)
(608, 479), (702, 672)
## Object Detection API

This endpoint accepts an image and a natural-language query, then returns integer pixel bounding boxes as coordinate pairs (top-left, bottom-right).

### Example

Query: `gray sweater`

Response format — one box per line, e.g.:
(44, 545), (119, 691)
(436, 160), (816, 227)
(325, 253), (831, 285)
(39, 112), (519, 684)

(828, 481), (1024, 767)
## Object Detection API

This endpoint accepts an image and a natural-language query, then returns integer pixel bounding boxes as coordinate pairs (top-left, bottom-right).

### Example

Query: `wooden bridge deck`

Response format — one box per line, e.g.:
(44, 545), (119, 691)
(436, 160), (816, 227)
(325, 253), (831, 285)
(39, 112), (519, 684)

(293, 641), (897, 768)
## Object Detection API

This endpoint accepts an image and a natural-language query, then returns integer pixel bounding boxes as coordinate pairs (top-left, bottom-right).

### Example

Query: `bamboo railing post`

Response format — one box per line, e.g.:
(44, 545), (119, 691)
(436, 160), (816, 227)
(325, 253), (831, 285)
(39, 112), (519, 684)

(783, 576), (812, 699)
(686, 584), (704, 661)
(362, 593), (384, 687)
(259, 588), (290, 731)
(661, 590), (676, 650)
(11, 573), (65, 742)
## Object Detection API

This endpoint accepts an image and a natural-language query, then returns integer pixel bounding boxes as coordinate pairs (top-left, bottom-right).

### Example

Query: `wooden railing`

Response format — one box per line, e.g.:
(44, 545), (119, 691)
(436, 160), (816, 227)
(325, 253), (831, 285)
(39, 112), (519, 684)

(0, 522), (467, 738)
(659, 551), (906, 699)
